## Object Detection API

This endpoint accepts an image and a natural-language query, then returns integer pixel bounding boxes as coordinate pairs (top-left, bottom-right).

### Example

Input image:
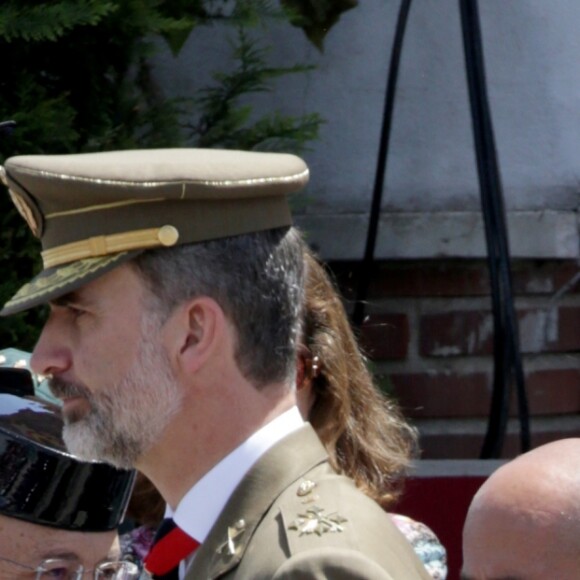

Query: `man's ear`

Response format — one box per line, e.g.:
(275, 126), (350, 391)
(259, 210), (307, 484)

(172, 297), (225, 375)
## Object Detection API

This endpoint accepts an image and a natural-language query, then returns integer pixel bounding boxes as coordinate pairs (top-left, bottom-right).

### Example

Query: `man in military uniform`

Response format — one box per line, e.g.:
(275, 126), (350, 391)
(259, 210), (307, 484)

(1, 149), (430, 579)
(0, 368), (136, 578)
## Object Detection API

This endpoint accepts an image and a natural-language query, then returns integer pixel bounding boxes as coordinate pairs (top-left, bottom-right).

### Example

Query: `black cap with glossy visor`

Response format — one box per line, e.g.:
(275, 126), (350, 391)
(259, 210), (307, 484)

(0, 383), (135, 531)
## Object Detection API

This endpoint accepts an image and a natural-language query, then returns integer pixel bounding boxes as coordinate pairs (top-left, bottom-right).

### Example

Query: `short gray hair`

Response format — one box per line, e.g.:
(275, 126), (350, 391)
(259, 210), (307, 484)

(131, 227), (305, 388)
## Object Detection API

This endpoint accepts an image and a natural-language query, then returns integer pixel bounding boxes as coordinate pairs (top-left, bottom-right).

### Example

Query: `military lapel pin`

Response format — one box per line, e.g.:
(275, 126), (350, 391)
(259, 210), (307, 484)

(288, 506), (348, 536)
(217, 519), (246, 557)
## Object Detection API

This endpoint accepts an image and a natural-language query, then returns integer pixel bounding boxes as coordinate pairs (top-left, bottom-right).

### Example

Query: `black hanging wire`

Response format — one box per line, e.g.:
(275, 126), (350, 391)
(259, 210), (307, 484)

(352, 0), (413, 327)
(351, 0), (530, 458)
(459, 0), (530, 457)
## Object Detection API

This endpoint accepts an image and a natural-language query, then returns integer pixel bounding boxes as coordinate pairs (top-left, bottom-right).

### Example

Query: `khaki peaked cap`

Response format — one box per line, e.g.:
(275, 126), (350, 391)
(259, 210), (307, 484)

(1, 148), (309, 315)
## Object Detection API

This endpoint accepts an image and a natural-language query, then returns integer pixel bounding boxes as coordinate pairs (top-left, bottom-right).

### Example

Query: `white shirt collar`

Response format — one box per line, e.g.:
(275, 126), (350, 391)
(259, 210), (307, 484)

(170, 406), (304, 543)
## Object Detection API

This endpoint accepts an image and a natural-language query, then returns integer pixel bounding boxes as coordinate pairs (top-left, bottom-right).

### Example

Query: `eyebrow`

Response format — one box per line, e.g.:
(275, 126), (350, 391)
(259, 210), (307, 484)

(39, 550), (80, 561)
(50, 291), (89, 308)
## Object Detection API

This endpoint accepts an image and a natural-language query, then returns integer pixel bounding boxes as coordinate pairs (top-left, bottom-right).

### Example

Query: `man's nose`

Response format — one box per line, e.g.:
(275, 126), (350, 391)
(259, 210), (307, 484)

(30, 317), (72, 377)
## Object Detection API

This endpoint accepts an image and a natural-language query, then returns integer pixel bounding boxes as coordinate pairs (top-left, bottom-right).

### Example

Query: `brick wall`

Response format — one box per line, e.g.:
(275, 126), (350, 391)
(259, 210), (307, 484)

(328, 259), (580, 459)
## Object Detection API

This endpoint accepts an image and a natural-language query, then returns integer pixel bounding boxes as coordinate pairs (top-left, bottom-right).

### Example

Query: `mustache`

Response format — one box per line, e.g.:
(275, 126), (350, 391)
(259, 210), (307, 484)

(49, 377), (92, 400)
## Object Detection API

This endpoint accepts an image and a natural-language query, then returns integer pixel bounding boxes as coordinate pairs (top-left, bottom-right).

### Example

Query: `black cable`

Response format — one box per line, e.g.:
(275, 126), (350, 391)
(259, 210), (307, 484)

(460, 0), (510, 458)
(459, 0), (530, 457)
(352, 0), (413, 327)
(349, 0), (529, 457)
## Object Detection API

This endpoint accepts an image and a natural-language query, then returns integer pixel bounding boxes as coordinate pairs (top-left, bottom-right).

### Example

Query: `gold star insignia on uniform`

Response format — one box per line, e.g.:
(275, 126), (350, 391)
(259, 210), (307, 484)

(288, 506), (348, 536)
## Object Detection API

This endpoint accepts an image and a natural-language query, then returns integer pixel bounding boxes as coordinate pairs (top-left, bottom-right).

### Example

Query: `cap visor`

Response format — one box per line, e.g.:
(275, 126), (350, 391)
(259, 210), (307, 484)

(1, 251), (142, 316)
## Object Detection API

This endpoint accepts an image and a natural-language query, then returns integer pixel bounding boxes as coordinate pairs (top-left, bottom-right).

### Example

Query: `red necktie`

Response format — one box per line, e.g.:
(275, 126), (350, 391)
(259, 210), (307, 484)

(144, 518), (200, 580)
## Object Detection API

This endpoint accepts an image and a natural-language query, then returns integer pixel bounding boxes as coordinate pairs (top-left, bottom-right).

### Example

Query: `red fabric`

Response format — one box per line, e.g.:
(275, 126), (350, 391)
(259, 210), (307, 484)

(395, 475), (487, 580)
(144, 526), (200, 576)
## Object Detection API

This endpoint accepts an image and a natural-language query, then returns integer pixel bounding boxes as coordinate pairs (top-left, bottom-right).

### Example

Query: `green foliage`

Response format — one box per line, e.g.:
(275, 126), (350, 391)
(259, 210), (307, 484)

(0, 209), (46, 351)
(0, 0), (346, 348)
(0, 1), (117, 42)
(282, 0), (358, 50)
(188, 29), (323, 151)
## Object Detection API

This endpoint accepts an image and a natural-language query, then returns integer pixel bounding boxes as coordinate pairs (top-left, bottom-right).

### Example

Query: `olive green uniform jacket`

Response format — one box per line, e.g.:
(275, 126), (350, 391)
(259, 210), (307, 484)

(184, 424), (430, 579)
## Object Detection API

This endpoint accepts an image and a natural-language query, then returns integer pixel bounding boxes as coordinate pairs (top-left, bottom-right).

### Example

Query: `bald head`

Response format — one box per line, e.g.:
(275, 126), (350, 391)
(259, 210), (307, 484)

(462, 438), (580, 580)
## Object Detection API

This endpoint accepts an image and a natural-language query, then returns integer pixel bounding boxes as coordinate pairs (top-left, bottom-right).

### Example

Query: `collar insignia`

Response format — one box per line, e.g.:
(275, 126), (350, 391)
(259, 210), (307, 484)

(216, 519), (246, 558)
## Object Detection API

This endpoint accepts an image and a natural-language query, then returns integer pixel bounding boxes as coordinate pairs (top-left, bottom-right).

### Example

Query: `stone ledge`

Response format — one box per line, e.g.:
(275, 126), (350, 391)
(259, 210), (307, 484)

(410, 459), (506, 477)
(416, 415), (580, 435)
(296, 210), (579, 260)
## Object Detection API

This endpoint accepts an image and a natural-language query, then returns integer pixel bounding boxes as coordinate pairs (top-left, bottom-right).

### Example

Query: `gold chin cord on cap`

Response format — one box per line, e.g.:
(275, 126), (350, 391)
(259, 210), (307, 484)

(41, 225), (179, 269)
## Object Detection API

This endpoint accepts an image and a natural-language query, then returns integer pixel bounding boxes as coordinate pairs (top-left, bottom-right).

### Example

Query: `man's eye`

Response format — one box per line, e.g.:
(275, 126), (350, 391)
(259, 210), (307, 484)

(44, 567), (70, 579)
(41, 564), (73, 579)
(67, 306), (85, 318)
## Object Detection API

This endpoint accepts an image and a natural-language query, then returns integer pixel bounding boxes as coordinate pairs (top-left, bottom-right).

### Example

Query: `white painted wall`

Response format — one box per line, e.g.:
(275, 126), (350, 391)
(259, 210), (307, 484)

(152, 0), (580, 258)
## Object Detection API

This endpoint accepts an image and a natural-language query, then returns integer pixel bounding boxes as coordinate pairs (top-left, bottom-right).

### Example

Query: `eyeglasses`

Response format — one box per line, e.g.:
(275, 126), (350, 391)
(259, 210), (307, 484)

(0, 555), (139, 579)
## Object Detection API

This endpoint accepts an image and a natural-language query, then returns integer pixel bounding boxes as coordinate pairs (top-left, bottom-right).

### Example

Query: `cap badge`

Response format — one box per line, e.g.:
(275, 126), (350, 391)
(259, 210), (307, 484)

(288, 506), (347, 536)
(8, 189), (41, 237)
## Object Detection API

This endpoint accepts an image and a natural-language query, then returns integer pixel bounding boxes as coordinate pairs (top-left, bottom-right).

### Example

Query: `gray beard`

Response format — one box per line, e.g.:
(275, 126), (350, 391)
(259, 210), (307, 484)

(62, 319), (182, 469)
